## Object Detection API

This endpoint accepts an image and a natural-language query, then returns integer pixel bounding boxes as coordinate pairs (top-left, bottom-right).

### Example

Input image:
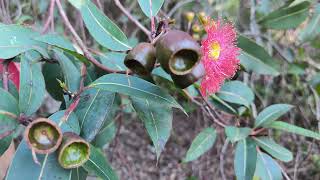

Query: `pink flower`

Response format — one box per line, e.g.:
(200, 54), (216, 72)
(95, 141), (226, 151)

(200, 18), (240, 96)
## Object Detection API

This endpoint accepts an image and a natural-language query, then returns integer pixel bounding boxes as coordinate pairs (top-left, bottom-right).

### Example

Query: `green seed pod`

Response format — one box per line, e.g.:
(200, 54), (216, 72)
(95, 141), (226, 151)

(156, 30), (201, 75)
(124, 42), (156, 76)
(58, 132), (90, 169)
(171, 62), (205, 89)
(25, 118), (63, 154)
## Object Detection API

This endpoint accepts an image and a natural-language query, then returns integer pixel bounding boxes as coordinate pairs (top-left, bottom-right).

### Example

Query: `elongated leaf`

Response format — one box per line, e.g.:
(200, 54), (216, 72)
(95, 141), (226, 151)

(97, 52), (127, 71)
(234, 138), (257, 180)
(75, 88), (115, 142)
(210, 94), (238, 115)
(183, 127), (217, 162)
(237, 35), (279, 76)
(92, 120), (117, 148)
(254, 152), (283, 180)
(131, 97), (172, 160)
(137, 0), (164, 18)
(71, 167), (87, 180)
(0, 88), (19, 115)
(0, 25), (47, 59)
(0, 79), (19, 100)
(225, 126), (252, 143)
(266, 121), (320, 140)
(49, 110), (80, 134)
(83, 145), (118, 180)
(89, 74), (184, 111)
(254, 104), (293, 128)
(19, 53), (45, 116)
(217, 81), (254, 108)
(258, 1), (310, 29)
(253, 137), (293, 162)
(53, 49), (81, 92)
(42, 62), (64, 101)
(6, 141), (72, 180)
(69, 0), (131, 51)
(299, 3), (320, 42)
(0, 134), (12, 155)
(34, 33), (76, 51)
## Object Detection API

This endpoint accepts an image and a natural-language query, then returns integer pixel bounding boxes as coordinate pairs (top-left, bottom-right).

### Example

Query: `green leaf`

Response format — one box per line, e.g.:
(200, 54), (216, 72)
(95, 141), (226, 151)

(42, 62), (64, 101)
(254, 152), (283, 180)
(266, 121), (320, 140)
(0, 88), (19, 115)
(299, 3), (320, 42)
(89, 74), (184, 112)
(34, 33), (76, 51)
(0, 79), (19, 100)
(234, 138), (257, 180)
(49, 110), (80, 134)
(97, 52), (127, 71)
(225, 126), (252, 143)
(92, 120), (117, 148)
(254, 104), (293, 128)
(253, 137), (293, 162)
(75, 88), (115, 142)
(0, 25), (47, 59)
(258, 1), (310, 29)
(83, 145), (118, 180)
(53, 49), (81, 92)
(131, 97), (172, 160)
(217, 81), (254, 108)
(71, 167), (88, 180)
(69, 0), (131, 51)
(19, 53), (46, 116)
(152, 67), (173, 81)
(210, 94), (238, 115)
(0, 134), (12, 155)
(137, 0), (164, 18)
(237, 35), (280, 76)
(183, 127), (217, 162)
(6, 140), (72, 180)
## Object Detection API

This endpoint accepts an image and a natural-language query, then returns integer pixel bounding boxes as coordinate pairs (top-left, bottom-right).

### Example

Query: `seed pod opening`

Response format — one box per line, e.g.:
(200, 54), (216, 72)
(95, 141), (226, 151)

(58, 132), (90, 169)
(156, 30), (201, 75)
(171, 62), (205, 89)
(124, 42), (156, 76)
(25, 118), (62, 154)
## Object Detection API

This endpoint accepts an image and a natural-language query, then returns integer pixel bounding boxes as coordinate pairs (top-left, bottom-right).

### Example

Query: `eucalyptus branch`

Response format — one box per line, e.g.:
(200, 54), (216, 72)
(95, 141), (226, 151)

(114, 0), (151, 40)
(219, 139), (229, 180)
(42, 0), (55, 34)
(55, 0), (127, 74)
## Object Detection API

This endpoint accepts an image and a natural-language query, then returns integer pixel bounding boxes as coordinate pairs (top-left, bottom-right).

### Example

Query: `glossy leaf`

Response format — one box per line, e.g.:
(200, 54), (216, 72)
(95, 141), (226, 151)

(6, 141), (72, 180)
(225, 126), (252, 143)
(0, 25), (47, 59)
(234, 138), (257, 180)
(97, 52), (127, 71)
(237, 35), (279, 76)
(83, 145), (118, 180)
(217, 81), (254, 108)
(131, 97), (173, 160)
(184, 127), (217, 162)
(49, 110), (80, 134)
(42, 62), (64, 101)
(258, 1), (310, 29)
(75, 88), (115, 142)
(69, 0), (131, 51)
(92, 120), (117, 148)
(89, 74), (184, 112)
(266, 121), (320, 140)
(34, 33), (76, 51)
(254, 104), (293, 128)
(19, 53), (45, 116)
(137, 0), (164, 18)
(0, 134), (12, 155)
(0, 87), (19, 115)
(53, 49), (81, 92)
(299, 3), (320, 42)
(254, 152), (283, 180)
(253, 137), (293, 162)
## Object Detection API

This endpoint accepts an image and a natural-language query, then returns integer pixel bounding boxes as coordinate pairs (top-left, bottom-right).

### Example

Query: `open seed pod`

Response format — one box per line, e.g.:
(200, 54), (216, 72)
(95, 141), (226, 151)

(58, 132), (90, 169)
(25, 118), (63, 154)
(156, 30), (201, 75)
(171, 62), (205, 89)
(124, 42), (156, 76)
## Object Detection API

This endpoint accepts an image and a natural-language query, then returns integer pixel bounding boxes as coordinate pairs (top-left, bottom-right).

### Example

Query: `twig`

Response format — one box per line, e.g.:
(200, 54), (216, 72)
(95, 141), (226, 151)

(42, 0), (55, 34)
(149, 0), (155, 39)
(167, 0), (195, 17)
(114, 0), (151, 39)
(219, 139), (229, 180)
(55, 0), (127, 74)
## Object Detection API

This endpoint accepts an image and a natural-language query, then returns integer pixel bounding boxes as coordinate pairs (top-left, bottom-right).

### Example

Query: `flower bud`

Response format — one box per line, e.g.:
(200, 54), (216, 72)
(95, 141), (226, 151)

(184, 11), (195, 22)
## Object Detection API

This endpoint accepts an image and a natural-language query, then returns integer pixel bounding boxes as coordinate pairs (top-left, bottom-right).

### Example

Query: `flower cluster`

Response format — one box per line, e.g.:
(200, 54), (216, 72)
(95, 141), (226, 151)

(200, 18), (240, 96)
